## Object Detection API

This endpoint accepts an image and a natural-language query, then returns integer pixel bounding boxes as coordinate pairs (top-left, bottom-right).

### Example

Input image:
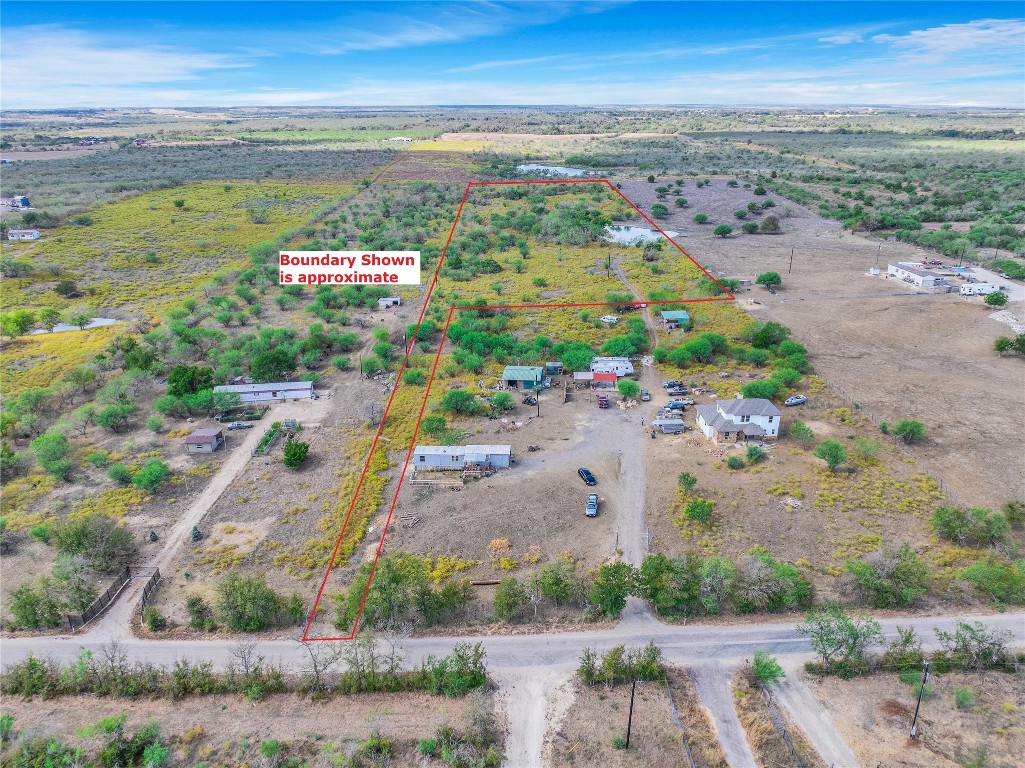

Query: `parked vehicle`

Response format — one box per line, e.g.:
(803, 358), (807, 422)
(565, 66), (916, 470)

(670, 397), (695, 406)
(666, 400), (689, 410)
(666, 387), (688, 397)
(640, 390), (651, 402)
(585, 493), (599, 517)
(599, 315), (619, 324)
(596, 393), (610, 409)
(578, 467), (597, 486)
(652, 418), (686, 434)
(662, 380), (681, 389)
(784, 395), (807, 407)
(227, 421), (254, 430)
(522, 395), (537, 405)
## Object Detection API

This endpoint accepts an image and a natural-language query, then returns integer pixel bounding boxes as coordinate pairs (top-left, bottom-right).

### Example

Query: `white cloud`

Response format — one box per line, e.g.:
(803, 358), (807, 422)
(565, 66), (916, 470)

(819, 32), (864, 45)
(445, 54), (574, 74)
(0, 26), (247, 91)
(872, 18), (1025, 62)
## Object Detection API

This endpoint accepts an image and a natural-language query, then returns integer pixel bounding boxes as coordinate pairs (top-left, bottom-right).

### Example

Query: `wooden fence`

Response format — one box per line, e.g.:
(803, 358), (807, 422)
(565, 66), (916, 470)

(66, 566), (162, 632)
(760, 685), (811, 768)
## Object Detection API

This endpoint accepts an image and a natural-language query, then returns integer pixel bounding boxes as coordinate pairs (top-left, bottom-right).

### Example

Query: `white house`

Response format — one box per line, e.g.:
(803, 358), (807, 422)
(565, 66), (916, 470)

(185, 428), (224, 453)
(212, 381), (314, 403)
(589, 357), (634, 377)
(695, 398), (781, 443)
(412, 444), (511, 470)
(7, 229), (40, 241)
(887, 262), (938, 288)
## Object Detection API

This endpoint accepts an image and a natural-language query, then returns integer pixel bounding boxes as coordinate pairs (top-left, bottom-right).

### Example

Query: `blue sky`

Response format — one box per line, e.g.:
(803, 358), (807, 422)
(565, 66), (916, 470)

(1, 1), (1022, 108)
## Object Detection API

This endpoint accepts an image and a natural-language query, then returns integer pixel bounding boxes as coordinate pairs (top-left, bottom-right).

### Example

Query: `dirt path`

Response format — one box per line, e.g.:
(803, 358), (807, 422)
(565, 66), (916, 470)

(773, 661), (859, 768)
(87, 398), (334, 638)
(492, 666), (575, 767)
(692, 663), (759, 768)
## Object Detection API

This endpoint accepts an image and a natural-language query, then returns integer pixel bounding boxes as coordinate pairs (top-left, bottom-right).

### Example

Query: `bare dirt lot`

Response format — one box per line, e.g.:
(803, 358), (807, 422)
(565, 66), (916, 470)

(2, 690), (485, 767)
(645, 176), (1024, 508)
(542, 669), (725, 767)
(810, 670), (1025, 768)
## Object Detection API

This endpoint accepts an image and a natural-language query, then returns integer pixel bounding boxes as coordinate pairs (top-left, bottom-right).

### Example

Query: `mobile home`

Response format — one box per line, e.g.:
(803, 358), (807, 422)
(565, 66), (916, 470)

(589, 357), (634, 377)
(959, 284), (1001, 296)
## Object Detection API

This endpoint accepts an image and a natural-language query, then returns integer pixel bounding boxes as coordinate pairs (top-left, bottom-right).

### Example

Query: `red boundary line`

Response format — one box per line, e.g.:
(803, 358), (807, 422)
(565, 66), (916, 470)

(302, 179), (734, 640)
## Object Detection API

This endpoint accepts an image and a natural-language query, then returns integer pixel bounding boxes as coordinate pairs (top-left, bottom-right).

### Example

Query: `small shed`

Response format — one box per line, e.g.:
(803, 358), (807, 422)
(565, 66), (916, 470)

(412, 445), (466, 469)
(7, 229), (40, 241)
(185, 428), (224, 453)
(12, 196), (29, 208)
(544, 361), (564, 376)
(572, 371), (593, 382)
(660, 310), (691, 329)
(593, 372), (618, 388)
(464, 444), (512, 469)
(378, 297), (401, 309)
(502, 365), (544, 390)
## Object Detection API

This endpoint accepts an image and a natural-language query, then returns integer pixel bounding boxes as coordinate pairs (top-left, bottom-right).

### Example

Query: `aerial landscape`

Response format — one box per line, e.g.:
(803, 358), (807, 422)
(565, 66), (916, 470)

(0, 2), (1023, 767)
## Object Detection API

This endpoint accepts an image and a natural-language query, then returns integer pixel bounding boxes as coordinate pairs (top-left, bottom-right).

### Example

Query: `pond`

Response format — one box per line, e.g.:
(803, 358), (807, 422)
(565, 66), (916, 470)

(515, 163), (591, 177)
(604, 225), (681, 245)
(30, 317), (120, 335)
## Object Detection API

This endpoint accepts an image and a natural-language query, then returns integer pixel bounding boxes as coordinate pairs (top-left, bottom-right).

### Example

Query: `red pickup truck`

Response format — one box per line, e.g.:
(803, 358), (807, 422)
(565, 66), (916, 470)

(596, 393), (610, 409)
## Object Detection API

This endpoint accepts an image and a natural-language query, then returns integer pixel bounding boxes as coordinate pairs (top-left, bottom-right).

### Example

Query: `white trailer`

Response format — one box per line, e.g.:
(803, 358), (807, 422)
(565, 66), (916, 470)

(589, 357), (634, 377)
(960, 284), (1001, 296)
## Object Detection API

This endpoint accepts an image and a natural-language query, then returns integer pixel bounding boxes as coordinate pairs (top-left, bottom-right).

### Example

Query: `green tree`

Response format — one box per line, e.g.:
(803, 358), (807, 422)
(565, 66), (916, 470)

(96, 403), (138, 433)
(590, 562), (637, 616)
(283, 438), (310, 469)
(931, 506), (1009, 547)
(759, 216), (781, 233)
(38, 307), (61, 332)
(638, 553), (700, 617)
(30, 431), (73, 479)
(741, 222), (759, 234)
(686, 498), (714, 523)
(893, 419), (925, 444)
(494, 577), (526, 621)
(844, 544), (930, 608)
(52, 512), (135, 573)
(9, 577), (64, 629)
(678, 472), (697, 493)
(814, 439), (848, 471)
(713, 224), (733, 238)
(131, 460), (170, 492)
(250, 347), (297, 382)
(692, 213), (709, 224)
(421, 414), (447, 438)
(616, 379), (640, 399)
(0, 309), (36, 339)
(216, 573), (283, 631)
(746, 445), (766, 465)
(740, 379), (782, 399)
(752, 651), (785, 687)
(798, 604), (883, 672)
(756, 272), (782, 288)
(789, 422), (814, 449)
(650, 203), (669, 219)
(440, 389), (482, 416)
(490, 392), (515, 411)
(533, 561), (575, 606)
(167, 365), (214, 397)
(985, 291), (1008, 307)
(733, 210), (747, 219)
(674, 197), (688, 207)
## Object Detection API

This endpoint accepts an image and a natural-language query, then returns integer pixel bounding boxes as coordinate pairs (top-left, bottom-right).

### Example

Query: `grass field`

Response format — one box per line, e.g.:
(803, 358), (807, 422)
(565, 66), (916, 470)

(238, 128), (441, 142)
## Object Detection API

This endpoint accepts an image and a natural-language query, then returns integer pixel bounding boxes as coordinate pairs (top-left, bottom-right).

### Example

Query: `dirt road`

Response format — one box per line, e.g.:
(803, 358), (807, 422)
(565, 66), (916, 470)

(774, 660), (859, 768)
(692, 662), (759, 768)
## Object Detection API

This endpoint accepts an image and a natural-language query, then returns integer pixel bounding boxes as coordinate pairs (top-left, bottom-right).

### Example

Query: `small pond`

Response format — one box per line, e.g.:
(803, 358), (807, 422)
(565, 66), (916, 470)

(31, 317), (120, 335)
(604, 225), (681, 245)
(515, 163), (590, 177)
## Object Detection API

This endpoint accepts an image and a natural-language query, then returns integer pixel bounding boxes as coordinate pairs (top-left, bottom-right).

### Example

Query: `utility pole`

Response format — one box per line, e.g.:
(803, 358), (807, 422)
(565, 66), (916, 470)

(788, 247), (794, 274)
(625, 679), (637, 748)
(909, 661), (930, 738)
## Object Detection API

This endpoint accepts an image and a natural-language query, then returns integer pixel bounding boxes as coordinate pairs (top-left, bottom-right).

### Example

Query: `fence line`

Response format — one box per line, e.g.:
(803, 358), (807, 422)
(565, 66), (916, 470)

(663, 676), (697, 768)
(816, 377), (964, 508)
(66, 566), (162, 632)
(759, 685), (809, 768)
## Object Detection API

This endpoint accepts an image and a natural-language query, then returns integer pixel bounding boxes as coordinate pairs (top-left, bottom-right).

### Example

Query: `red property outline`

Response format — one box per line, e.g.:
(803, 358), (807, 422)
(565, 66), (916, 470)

(302, 179), (735, 640)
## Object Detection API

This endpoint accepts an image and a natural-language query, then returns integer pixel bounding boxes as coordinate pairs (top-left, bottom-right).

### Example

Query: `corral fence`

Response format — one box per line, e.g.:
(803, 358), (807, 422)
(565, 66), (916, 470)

(663, 676), (697, 768)
(66, 566), (162, 633)
(818, 378), (964, 507)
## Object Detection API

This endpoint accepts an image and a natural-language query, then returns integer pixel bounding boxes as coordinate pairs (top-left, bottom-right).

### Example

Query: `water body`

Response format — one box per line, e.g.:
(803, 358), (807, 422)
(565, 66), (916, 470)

(30, 317), (120, 335)
(604, 225), (681, 245)
(515, 163), (590, 177)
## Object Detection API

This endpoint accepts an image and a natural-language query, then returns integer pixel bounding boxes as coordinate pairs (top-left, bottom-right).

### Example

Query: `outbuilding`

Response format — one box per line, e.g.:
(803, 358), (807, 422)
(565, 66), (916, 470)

(464, 444), (512, 469)
(378, 297), (401, 309)
(185, 428), (224, 453)
(592, 372), (618, 389)
(412, 444), (512, 470)
(660, 310), (691, 330)
(7, 229), (40, 241)
(212, 381), (314, 403)
(502, 365), (544, 390)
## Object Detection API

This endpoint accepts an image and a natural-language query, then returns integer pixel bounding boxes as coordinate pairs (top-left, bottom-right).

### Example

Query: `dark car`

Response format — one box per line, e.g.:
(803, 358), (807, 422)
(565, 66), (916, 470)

(578, 467), (597, 486)
(662, 380), (680, 389)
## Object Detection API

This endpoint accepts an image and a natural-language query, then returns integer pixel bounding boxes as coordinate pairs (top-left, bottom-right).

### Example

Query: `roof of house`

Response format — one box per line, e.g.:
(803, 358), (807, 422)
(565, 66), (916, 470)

(573, 371), (593, 380)
(414, 445), (464, 456)
(464, 444), (511, 455)
(695, 404), (768, 436)
(502, 365), (543, 381)
(717, 398), (782, 418)
(660, 310), (691, 321)
(890, 262), (935, 279)
(593, 372), (618, 382)
(213, 381), (313, 394)
(185, 428), (224, 444)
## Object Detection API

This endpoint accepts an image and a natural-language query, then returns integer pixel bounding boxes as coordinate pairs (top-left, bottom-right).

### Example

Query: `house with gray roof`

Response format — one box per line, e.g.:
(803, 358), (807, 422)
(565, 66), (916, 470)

(695, 397), (781, 443)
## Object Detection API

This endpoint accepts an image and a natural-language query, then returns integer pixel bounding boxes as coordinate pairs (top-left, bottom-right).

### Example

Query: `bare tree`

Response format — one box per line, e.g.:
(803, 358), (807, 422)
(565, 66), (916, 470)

(228, 638), (262, 677)
(296, 639), (345, 695)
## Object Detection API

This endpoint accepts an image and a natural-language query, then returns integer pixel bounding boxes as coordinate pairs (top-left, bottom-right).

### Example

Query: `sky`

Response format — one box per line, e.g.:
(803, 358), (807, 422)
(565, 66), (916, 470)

(1, 1), (1022, 109)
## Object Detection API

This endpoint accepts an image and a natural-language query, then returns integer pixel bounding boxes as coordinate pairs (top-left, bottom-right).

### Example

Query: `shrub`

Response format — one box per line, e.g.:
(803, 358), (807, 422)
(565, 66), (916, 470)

(752, 651), (785, 687)
(953, 685), (977, 709)
(692, 213), (709, 224)
(760, 216), (781, 233)
(402, 368), (427, 386)
(799, 604), (883, 676)
(740, 379), (782, 399)
(283, 438), (310, 470)
(331, 355), (351, 370)
(746, 445), (766, 465)
(424, 642), (488, 697)
(9, 578), (64, 629)
(677, 472), (697, 492)
(52, 513), (135, 573)
(144, 416), (164, 433)
(713, 224), (733, 238)
(132, 460), (170, 492)
(843, 545), (930, 608)
(725, 455), (745, 470)
(893, 419), (925, 444)
(741, 222), (759, 234)
(107, 463), (134, 484)
(958, 557), (1025, 604)
(789, 421), (814, 448)
(30, 432), (74, 480)
(931, 506), (1009, 547)
(617, 379), (640, 399)
(215, 574), (283, 632)
(493, 577), (526, 621)
(143, 607), (167, 632)
(985, 291), (1008, 307)
(813, 439), (848, 471)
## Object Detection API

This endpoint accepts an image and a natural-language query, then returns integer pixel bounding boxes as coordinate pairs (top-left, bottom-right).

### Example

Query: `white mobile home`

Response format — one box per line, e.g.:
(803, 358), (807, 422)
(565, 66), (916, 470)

(887, 262), (938, 288)
(212, 381), (314, 403)
(7, 229), (40, 241)
(412, 444), (512, 470)
(589, 357), (634, 377)
(959, 284), (1000, 296)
